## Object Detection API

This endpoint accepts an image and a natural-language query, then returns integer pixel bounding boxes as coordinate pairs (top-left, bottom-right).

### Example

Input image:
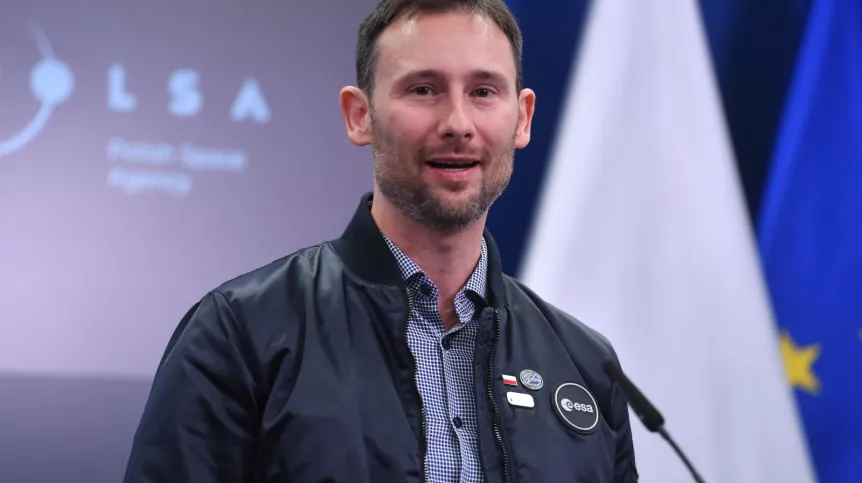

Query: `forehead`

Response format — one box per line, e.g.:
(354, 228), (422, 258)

(374, 10), (516, 85)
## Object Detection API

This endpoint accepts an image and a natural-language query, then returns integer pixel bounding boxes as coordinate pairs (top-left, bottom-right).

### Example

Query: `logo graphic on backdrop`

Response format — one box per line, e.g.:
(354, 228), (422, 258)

(0, 25), (74, 159)
(2, 25), (273, 198)
(105, 64), (272, 198)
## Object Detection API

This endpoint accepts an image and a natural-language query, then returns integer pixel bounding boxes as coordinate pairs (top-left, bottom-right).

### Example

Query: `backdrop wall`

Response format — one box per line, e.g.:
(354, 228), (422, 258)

(0, 1), (379, 481)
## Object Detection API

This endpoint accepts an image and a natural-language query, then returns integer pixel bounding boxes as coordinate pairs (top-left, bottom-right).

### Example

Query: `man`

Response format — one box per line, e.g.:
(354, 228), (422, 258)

(123, 0), (638, 482)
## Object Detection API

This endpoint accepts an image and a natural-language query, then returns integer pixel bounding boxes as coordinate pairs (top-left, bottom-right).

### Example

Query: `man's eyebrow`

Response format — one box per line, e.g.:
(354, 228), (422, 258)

(394, 69), (510, 85)
(394, 69), (444, 84)
(470, 70), (509, 85)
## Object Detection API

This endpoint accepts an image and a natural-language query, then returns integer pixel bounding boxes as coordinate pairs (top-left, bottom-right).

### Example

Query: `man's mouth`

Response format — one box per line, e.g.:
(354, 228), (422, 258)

(426, 160), (480, 171)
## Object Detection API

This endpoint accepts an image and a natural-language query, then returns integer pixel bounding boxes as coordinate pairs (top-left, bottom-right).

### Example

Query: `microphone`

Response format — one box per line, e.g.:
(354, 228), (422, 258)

(602, 359), (706, 483)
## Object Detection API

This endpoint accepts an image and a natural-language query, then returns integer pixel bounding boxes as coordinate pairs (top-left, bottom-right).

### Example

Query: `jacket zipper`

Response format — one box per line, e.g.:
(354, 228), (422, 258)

(487, 308), (512, 483)
(404, 291), (428, 482)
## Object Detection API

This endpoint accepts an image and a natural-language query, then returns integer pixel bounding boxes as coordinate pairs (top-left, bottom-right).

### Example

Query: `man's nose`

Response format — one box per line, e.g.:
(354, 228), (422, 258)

(437, 98), (475, 141)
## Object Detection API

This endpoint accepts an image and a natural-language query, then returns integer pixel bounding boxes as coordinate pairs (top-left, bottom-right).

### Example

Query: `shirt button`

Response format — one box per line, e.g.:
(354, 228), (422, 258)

(441, 337), (451, 350)
(453, 416), (463, 429)
(419, 283), (433, 296)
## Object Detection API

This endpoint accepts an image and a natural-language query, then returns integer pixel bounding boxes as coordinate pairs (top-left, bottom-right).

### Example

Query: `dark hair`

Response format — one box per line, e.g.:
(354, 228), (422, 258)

(355, 0), (523, 98)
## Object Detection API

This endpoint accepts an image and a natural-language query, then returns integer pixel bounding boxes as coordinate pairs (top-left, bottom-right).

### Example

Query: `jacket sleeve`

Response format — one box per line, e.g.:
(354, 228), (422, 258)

(123, 291), (260, 483)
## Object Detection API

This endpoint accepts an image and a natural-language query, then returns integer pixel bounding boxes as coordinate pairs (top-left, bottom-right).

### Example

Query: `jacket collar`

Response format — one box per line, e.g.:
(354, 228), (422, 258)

(330, 192), (507, 308)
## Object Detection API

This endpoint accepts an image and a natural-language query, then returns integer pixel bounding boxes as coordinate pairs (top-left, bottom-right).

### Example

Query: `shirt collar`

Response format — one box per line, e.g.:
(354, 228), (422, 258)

(381, 233), (488, 302)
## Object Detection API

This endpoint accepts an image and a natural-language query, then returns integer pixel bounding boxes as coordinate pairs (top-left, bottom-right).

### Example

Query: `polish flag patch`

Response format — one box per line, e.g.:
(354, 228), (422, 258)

(502, 374), (518, 386)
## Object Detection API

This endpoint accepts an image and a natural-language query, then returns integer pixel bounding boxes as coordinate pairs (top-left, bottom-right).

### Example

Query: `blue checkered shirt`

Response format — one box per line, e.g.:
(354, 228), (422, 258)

(382, 234), (488, 483)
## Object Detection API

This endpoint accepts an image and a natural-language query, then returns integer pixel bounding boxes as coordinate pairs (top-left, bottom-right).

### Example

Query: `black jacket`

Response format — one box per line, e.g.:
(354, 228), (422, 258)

(123, 193), (638, 483)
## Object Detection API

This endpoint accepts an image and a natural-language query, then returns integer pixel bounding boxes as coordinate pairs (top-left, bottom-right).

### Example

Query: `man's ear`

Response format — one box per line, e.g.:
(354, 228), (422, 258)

(515, 88), (536, 149)
(340, 86), (372, 146)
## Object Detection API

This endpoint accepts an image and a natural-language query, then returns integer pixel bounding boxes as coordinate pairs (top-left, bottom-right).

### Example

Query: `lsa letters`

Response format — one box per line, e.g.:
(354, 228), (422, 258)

(106, 64), (271, 123)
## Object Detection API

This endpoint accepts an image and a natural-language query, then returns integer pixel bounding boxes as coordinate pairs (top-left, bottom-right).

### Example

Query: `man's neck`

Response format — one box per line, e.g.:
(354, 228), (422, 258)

(372, 194), (486, 329)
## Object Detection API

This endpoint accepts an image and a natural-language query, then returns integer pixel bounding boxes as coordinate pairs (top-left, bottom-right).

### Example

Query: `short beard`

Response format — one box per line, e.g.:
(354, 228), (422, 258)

(370, 111), (515, 234)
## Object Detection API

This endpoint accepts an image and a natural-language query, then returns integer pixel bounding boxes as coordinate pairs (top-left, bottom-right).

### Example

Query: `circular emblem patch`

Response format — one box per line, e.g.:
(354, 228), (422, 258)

(519, 369), (543, 390)
(552, 382), (600, 434)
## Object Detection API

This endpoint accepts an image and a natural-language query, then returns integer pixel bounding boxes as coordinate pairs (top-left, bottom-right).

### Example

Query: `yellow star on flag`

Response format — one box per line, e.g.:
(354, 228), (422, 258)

(779, 331), (821, 395)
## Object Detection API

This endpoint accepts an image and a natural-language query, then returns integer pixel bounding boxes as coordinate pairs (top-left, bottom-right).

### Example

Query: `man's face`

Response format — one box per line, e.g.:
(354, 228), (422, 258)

(367, 10), (532, 232)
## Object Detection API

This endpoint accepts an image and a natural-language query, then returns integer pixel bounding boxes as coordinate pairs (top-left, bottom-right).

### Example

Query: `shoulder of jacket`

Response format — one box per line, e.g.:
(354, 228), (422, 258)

(193, 242), (339, 339)
(212, 242), (330, 300)
(502, 275), (619, 363)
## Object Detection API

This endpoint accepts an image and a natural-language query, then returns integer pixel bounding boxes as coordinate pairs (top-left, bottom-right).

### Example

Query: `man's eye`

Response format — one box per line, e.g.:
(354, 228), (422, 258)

(475, 88), (492, 97)
(412, 86), (431, 95)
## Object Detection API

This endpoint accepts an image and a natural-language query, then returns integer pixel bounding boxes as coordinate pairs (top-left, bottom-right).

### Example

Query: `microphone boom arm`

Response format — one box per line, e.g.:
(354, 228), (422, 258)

(602, 359), (706, 483)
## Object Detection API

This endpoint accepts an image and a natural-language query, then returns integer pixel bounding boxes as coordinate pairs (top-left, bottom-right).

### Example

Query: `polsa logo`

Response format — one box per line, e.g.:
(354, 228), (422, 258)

(0, 25), (74, 158)
(1, 25), (271, 159)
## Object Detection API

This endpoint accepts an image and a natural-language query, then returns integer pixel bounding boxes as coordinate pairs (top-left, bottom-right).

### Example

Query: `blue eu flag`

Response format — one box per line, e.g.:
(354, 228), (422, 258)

(757, 0), (862, 481)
